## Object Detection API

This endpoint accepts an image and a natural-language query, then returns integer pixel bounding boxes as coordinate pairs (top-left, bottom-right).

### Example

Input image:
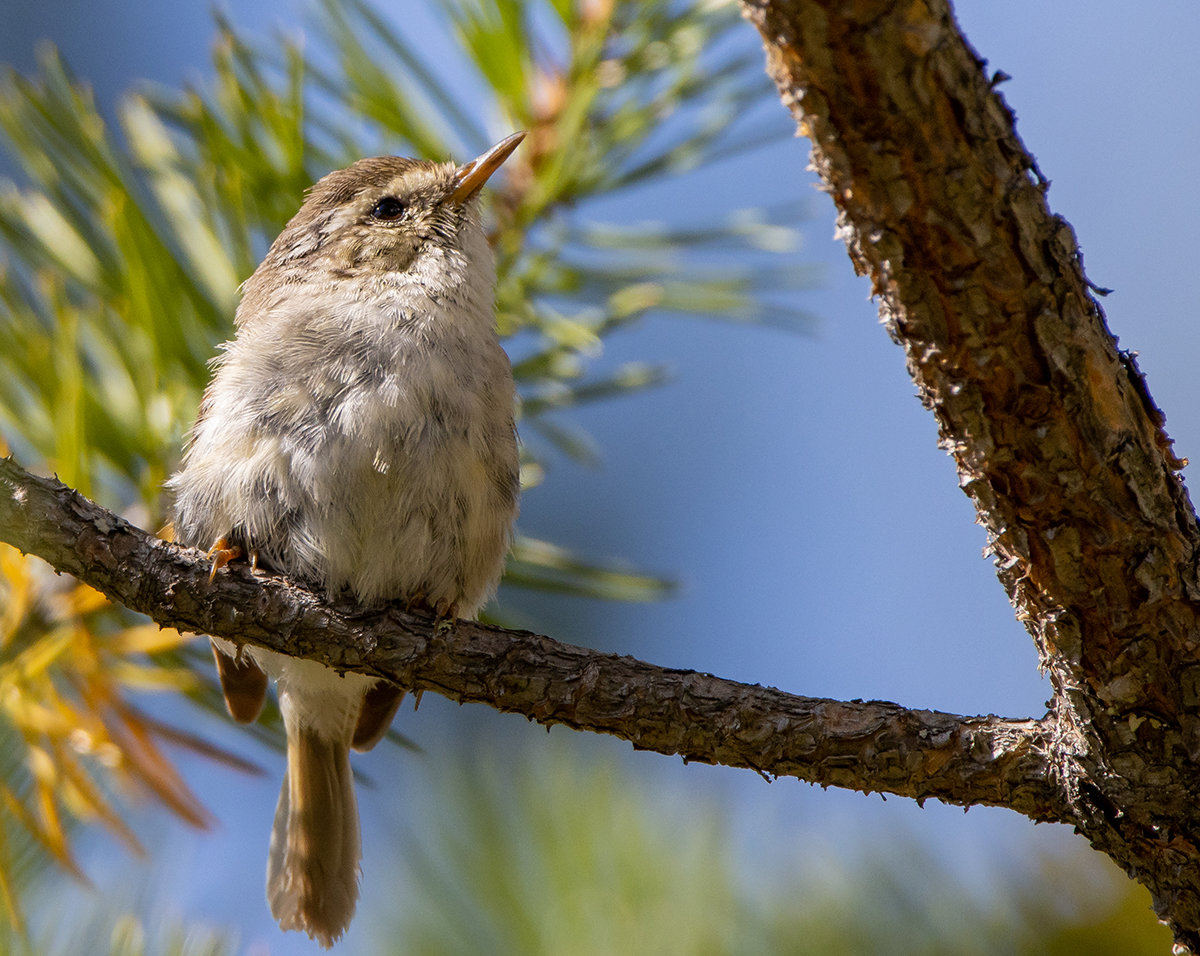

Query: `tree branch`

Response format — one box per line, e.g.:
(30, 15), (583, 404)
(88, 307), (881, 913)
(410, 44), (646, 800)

(0, 454), (1065, 820)
(740, 0), (1200, 947)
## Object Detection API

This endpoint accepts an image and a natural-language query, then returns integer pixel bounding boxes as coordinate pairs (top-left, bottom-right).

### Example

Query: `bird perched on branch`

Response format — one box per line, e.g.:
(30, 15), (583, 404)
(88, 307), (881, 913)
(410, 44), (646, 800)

(169, 132), (525, 947)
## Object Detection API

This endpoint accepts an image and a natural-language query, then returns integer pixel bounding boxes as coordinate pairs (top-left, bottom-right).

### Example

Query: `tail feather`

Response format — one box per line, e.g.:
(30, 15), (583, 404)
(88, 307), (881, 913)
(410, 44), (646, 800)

(266, 728), (361, 949)
(211, 640), (268, 724)
(352, 680), (405, 752)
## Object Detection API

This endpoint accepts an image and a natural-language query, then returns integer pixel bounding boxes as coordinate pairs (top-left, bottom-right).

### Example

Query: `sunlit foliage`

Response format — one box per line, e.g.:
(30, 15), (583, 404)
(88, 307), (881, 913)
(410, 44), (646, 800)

(385, 745), (1173, 956)
(0, 0), (809, 925)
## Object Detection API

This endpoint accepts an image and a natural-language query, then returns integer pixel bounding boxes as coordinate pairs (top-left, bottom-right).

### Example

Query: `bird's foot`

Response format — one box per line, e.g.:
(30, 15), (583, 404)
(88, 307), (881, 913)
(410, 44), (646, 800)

(404, 594), (458, 632)
(206, 537), (243, 581)
(433, 600), (458, 634)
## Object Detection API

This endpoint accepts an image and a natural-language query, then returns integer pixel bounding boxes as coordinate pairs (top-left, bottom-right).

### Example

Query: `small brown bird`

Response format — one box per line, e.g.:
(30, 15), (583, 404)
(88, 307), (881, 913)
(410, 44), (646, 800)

(169, 133), (524, 947)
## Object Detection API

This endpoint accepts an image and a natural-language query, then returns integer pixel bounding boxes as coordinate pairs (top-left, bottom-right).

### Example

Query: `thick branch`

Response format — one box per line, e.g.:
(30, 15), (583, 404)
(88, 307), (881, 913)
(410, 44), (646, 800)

(740, 0), (1200, 946)
(0, 455), (1064, 819)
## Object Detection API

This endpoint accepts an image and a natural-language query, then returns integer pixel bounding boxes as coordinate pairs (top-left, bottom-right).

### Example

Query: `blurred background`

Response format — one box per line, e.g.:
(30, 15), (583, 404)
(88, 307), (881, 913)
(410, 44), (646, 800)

(0, 0), (1194, 953)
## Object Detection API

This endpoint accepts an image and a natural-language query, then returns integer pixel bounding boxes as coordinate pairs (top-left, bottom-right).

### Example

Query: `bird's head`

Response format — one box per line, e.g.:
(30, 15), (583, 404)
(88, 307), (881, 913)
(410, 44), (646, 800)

(238, 132), (525, 323)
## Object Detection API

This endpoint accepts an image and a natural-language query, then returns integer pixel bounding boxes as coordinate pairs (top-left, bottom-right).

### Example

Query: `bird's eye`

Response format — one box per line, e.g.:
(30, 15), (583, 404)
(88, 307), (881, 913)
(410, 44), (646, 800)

(370, 197), (405, 221)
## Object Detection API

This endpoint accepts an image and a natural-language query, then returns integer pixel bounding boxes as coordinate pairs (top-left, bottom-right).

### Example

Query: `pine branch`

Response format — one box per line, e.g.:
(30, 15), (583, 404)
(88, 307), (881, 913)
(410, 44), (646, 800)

(0, 455), (1064, 820)
(740, 0), (1200, 948)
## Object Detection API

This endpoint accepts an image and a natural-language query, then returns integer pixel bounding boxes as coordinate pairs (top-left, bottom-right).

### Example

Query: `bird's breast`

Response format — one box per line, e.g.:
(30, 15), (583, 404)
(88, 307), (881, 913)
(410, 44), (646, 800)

(172, 290), (518, 615)
(259, 299), (518, 609)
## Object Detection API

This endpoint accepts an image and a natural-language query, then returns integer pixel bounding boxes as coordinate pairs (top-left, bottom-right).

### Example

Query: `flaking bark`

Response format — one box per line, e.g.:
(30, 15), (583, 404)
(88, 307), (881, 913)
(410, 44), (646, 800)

(740, 0), (1200, 947)
(4, 0), (1197, 942)
(0, 455), (1063, 819)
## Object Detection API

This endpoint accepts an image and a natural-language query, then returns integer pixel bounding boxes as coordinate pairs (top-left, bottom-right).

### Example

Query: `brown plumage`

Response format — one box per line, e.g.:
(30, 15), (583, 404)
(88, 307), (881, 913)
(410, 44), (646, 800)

(169, 133), (525, 947)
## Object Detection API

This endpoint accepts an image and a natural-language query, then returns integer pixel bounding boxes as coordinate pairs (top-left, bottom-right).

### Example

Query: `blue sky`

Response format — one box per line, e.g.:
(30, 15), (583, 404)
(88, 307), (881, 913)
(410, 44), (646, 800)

(3, 0), (1199, 951)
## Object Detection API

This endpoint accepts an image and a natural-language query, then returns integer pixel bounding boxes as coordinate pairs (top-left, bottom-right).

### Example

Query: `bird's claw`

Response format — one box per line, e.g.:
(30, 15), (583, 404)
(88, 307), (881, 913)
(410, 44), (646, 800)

(207, 537), (243, 581)
(403, 593), (457, 631)
(434, 601), (458, 633)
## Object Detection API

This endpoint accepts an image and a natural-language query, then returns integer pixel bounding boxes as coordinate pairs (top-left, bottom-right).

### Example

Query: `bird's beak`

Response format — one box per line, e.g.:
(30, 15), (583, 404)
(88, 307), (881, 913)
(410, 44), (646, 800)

(450, 131), (527, 204)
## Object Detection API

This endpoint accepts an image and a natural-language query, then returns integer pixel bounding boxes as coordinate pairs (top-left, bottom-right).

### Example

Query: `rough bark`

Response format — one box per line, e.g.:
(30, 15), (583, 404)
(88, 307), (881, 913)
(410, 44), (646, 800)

(0, 455), (1064, 818)
(739, 0), (1200, 948)
(4, 0), (1198, 944)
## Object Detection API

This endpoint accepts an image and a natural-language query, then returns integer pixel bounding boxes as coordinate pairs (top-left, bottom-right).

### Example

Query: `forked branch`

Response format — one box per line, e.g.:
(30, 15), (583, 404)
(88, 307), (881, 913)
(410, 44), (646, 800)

(0, 454), (1064, 821)
(740, 0), (1200, 947)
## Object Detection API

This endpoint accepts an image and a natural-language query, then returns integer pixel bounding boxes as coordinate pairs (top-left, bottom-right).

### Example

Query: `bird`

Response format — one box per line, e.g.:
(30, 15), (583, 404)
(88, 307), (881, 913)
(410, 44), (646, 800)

(168, 132), (525, 947)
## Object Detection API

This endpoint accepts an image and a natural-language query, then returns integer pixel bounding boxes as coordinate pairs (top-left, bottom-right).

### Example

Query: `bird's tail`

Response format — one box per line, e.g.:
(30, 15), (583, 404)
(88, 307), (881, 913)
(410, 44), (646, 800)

(266, 725), (361, 949)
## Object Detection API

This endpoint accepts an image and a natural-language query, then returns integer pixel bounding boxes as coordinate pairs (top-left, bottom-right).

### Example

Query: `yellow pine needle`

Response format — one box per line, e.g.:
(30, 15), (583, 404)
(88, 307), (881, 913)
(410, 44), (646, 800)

(105, 706), (212, 831)
(48, 741), (143, 857)
(0, 690), (74, 737)
(24, 746), (55, 787)
(0, 784), (87, 883)
(10, 628), (76, 681)
(109, 660), (199, 693)
(130, 709), (265, 778)
(32, 779), (76, 872)
(0, 818), (25, 934)
(105, 624), (192, 655)
(58, 582), (111, 619)
(0, 548), (33, 645)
